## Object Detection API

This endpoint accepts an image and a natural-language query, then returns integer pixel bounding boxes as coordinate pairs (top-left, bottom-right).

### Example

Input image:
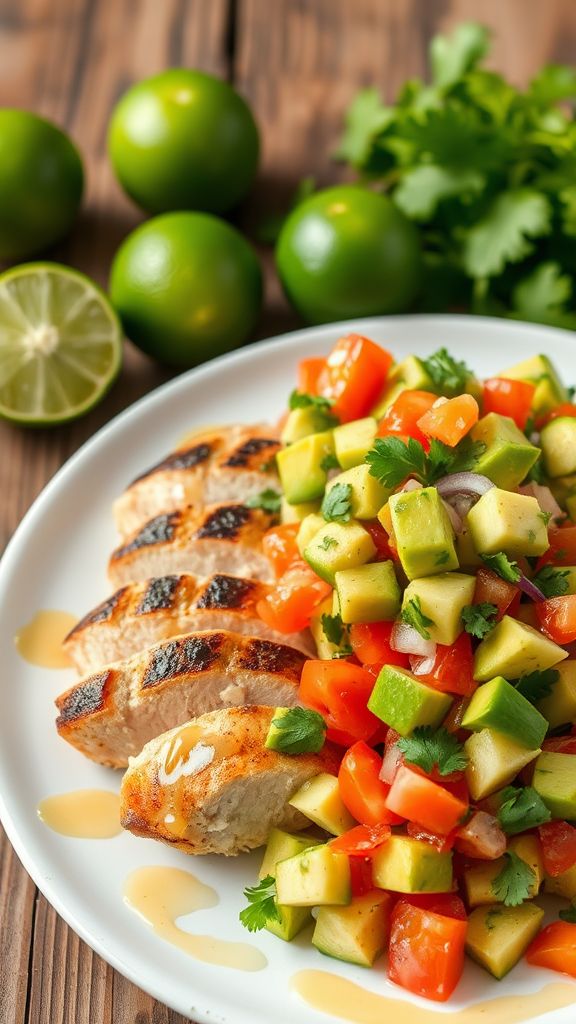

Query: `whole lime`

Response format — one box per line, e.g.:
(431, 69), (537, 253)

(108, 69), (259, 215)
(0, 110), (83, 262)
(276, 185), (422, 324)
(109, 212), (262, 367)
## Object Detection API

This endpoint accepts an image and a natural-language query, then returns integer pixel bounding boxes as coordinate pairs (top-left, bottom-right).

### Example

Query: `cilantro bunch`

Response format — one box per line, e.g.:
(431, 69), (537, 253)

(337, 21), (576, 325)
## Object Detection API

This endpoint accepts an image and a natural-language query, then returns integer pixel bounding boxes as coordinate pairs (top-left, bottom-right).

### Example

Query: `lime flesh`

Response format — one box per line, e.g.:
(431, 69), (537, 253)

(0, 263), (122, 424)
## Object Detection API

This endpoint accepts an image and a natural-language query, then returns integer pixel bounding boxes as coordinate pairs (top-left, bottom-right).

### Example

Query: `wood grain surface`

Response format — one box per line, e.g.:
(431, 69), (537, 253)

(2, 1), (576, 1021)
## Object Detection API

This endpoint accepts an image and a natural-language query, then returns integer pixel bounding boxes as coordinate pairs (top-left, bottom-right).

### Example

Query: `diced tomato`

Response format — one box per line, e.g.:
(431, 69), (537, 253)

(482, 377), (536, 431)
(299, 661), (381, 746)
(385, 765), (468, 835)
(455, 811), (507, 860)
(537, 525), (576, 568)
(377, 390), (437, 445)
(411, 632), (476, 697)
(403, 892), (467, 920)
(316, 334), (393, 423)
(536, 402), (576, 430)
(262, 523), (300, 578)
(406, 823), (456, 853)
(543, 736), (576, 754)
(539, 821), (576, 876)
(257, 562), (331, 633)
(526, 921), (576, 978)
(536, 595), (576, 644)
(349, 621), (410, 669)
(363, 519), (398, 561)
(338, 741), (404, 826)
(417, 394), (479, 447)
(297, 356), (326, 395)
(349, 856), (376, 897)
(388, 900), (467, 1002)
(330, 823), (392, 856)
(473, 566), (519, 621)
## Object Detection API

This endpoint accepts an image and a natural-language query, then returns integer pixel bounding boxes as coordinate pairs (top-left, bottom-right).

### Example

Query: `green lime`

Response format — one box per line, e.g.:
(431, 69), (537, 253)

(0, 263), (122, 425)
(108, 69), (259, 215)
(276, 185), (422, 324)
(109, 211), (262, 368)
(0, 110), (83, 262)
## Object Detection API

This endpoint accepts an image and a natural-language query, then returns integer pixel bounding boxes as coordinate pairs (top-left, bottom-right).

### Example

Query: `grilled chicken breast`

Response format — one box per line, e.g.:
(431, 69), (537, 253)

(55, 631), (306, 768)
(120, 705), (340, 855)
(108, 503), (275, 587)
(64, 572), (313, 673)
(113, 425), (281, 537)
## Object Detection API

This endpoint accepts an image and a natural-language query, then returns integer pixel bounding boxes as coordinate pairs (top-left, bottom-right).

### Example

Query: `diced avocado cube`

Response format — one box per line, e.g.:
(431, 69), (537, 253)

(465, 729), (541, 800)
(312, 891), (390, 967)
(462, 676), (548, 750)
(402, 572), (475, 646)
(467, 487), (549, 558)
(372, 835), (453, 893)
(541, 418), (576, 478)
(333, 417), (378, 470)
(532, 751), (576, 819)
(281, 496), (320, 524)
(281, 406), (335, 445)
(371, 380), (406, 418)
(325, 464), (390, 520)
(561, 568), (576, 595)
(388, 487), (458, 580)
(277, 431), (334, 504)
(304, 522), (376, 585)
(275, 844), (351, 907)
(368, 665), (452, 737)
(259, 828), (322, 880)
(390, 355), (435, 392)
(549, 473), (576, 510)
(537, 660), (576, 728)
(500, 354), (567, 415)
(465, 903), (544, 979)
(310, 596), (340, 659)
(288, 773), (356, 835)
(463, 834), (543, 908)
(265, 903), (312, 942)
(473, 615), (567, 682)
(297, 513), (325, 556)
(335, 561), (400, 624)
(545, 862), (576, 899)
(455, 528), (483, 570)
(471, 413), (540, 490)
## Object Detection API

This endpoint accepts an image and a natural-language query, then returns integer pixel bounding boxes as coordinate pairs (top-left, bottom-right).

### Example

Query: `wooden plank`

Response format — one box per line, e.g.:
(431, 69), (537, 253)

(0, 829), (36, 1024)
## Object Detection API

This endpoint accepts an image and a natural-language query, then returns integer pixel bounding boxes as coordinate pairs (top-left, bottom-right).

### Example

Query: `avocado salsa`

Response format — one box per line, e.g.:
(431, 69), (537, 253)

(241, 334), (576, 1001)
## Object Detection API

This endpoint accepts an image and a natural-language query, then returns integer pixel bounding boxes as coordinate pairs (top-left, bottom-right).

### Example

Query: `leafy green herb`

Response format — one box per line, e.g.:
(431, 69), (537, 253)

(397, 726), (468, 777)
(422, 348), (474, 396)
(321, 483), (353, 523)
(365, 435), (483, 490)
(269, 707), (326, 755)
(239, 876), (281, 932)
(491, 851), (536, 907)
(497, 785), (552, 835)
(259, 457), (277, 473)
(321, 613), (344, 645)
(245, 489), (282, 514)
(289, 390), (334, 412)
(532, 564), (570, 598)
(461, 602), (498, 639)
(318, 535), (338, 551)
(331, 646), (353, 659)
(401, 596), (435, 639)
(559, 899), (576, 923)
(320, 452), (340, 472)
(515, 668), (559, 704)
(527, 459), (546, 485)
(538, 510), (554, 527)
(481, 552), (521, 583)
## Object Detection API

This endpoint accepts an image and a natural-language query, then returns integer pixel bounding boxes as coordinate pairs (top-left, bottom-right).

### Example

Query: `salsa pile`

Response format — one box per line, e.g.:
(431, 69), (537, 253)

(241, 333), (576, 1002)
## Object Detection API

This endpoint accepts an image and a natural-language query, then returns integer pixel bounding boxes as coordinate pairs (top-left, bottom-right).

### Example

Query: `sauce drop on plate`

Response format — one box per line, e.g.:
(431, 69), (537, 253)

(124, 866), (267, 971)
(291, 971), (576, 1024)
(15, 609), (77, 668)
(38, 790), (121, 838)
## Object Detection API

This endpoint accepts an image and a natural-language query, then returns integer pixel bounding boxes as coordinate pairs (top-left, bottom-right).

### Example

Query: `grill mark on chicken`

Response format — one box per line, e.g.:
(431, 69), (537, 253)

(135, 575), (180, 615)
(223, 437), (279, 467)
(237, 637), (304, 676)
(112, 512), (181, 560)
(56, 670), (113, 724)
(195, 505), (250, 540)
(195, 574), (257, 610)
(67, 589), (126, 635)
(141, 633), (224, 689)
(130, 442), (213, 486)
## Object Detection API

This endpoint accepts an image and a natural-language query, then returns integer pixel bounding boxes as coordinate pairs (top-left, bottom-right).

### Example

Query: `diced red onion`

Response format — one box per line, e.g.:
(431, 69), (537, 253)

(391, 621), (436, 658)
(399, 478), (423, 493)
(455, 811), (507, 860)
(442, 498), (463, 534)
(518, 573), (546, 602)
(518, 482), (565, 523)
(379, 742), (403, 784)
(410, 652), (437, 676)
(436, 472), (495, 499)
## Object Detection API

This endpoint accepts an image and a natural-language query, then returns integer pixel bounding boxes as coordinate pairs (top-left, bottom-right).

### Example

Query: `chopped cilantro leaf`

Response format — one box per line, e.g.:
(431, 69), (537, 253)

(423, 347), (475, 397)
(514, 668), (559, 704)
(320, 452), (340, 472)
(321, 613), (344, 645)
(269, 707), (326, 755)
(497, 785), (552, 835)
(239, 876), (281, 932)
(321, 483), (353, 523)
(491, 851), (536, 907)
(481, 552), (521, 583)
(531, 564), (570, 598)
(397, 726), (468, 776)
(365, 435), (483, 490)
(245, 489), (282, 513)
(461, 602), (498, 639)
(318, 535), (338, 551)
(288, 390), (334, 412)
(559, 899), (576, 923)
(401, 597), (435, 639)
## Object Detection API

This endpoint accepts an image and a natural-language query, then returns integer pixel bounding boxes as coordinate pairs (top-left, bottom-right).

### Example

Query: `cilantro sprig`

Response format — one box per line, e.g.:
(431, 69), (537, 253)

(321, 483), (353, 523)
(365, 435), (484, 490)
(246, 489), (282, 514)
(397, 726), (468, 777)
(497, 785), (552, 835)
(401, 597), (435, 639)
(531, 564), (570, 598)
(321, 612), (344, 645)
(461, 602), (498, 639)
(269, 707), (326, 755)
(491, 851), (536, 907)
(423, 348), (475, 397)
(514, 668), (559, 704)
(481, 552), (521, 583)
(288, 391), (334, 413)
(559, 899), (576, 923)
(239, 876), (281, 932)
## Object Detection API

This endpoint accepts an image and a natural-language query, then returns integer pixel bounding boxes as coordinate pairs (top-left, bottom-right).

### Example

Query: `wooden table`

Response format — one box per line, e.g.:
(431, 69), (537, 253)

(1, 1), (576, 1020)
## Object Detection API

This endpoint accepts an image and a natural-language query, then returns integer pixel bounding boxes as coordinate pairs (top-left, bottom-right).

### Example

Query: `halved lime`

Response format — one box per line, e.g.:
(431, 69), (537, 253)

(0, 262), (122, 425)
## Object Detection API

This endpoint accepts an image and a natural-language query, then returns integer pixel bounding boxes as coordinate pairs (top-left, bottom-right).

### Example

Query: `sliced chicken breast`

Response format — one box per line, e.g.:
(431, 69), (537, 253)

(108, 503), (275, 587)
(64, 572), (313, 673)
(55, 631), (306, 768)
(120, 705), (340, 855)
(113, 425), (281, 537)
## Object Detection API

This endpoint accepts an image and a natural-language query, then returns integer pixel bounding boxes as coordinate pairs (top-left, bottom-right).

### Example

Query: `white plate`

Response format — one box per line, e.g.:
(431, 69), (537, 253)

(2, 315), (576, 1024)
